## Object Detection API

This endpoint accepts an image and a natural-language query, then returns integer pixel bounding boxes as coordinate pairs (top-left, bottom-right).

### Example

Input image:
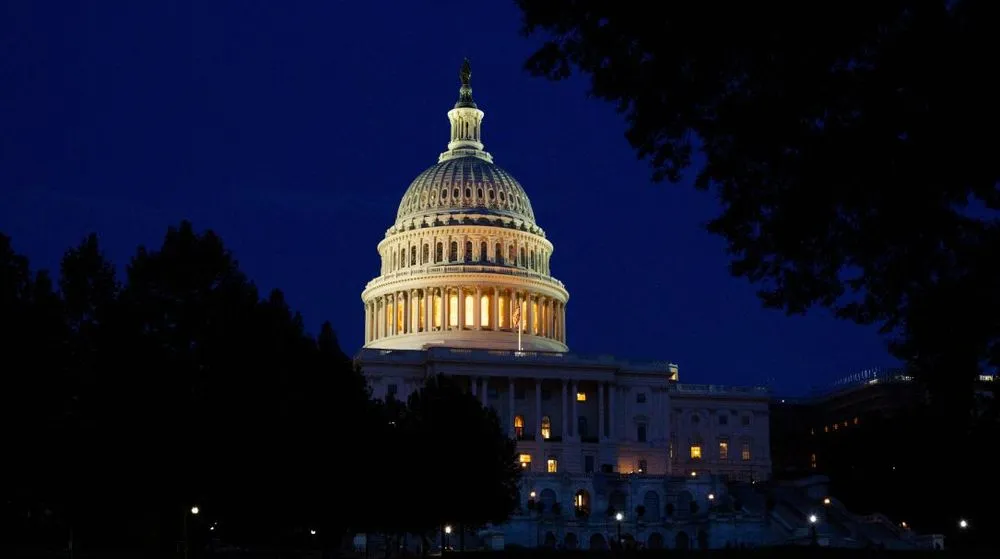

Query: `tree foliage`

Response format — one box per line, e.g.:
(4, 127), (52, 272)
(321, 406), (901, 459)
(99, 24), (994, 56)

(1, 222), (519, 553)
(517, 0), (1000, 415)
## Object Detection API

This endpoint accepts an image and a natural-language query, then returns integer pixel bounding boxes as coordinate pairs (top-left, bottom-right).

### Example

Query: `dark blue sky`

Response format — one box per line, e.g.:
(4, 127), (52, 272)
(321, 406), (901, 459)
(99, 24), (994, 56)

(1, 0), (896, 394)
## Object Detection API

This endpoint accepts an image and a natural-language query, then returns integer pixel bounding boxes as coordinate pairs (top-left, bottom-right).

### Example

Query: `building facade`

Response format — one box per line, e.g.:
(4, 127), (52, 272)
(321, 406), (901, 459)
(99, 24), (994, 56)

(357, 61), (774, 549)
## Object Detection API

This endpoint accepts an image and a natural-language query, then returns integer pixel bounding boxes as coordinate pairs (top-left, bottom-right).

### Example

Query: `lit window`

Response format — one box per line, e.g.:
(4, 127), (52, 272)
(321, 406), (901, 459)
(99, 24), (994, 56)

(824, 426), (829, 433)
(514, 415), (525, 439)
(833, 423), (839, 431)
(811, 428), (815, 435)
(719, 440), (729, 461)
(741, 441), (751, 461)
(690, 444), (702, 460)
(637, 459), (647, 473)
(541, 416), (551, 440)
(576, 392), (586, 402)
(810, 453), (817, 469)
(547, 458), (558, 473)
(519, 454), (532, 468)
(669, 441), (675, 460)
(853, 417), (859, 425)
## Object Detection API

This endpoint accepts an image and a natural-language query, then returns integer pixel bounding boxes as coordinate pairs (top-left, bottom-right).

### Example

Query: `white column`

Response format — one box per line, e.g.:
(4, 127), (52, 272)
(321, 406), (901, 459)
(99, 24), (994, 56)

(527, 293), (535, 335)
(410, 289), (418, 334)
(492, 287), (500, 331)
(474, 286), (482, 330)
(425, 289), (433, 332)
(599, 382), (606, 440)
(571, 380), (578, 438)
(561, 380), (568, 438)
(508, 378), (515, 437)
(402, 291), (410, 334)
(609, 384), (616, 441)
(364, 302), (370, 344)
(481, 377), (488, 407)
(535, 380), (542, 441)
(442, 286), (449, 330)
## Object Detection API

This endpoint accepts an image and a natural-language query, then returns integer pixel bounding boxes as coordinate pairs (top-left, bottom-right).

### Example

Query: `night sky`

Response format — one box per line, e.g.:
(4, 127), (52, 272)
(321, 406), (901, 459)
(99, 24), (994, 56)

(1, 1), (896, 395)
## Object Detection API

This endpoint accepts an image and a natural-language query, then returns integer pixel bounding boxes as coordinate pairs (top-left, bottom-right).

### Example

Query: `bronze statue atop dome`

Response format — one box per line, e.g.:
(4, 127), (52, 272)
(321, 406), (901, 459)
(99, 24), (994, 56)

(460, 58), (472, 86)
(455, 58), (477, 108)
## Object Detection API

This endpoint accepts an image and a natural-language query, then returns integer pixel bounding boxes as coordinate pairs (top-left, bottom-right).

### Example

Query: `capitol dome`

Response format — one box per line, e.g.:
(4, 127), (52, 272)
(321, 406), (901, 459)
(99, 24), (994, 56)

(361, 59), (569, 352)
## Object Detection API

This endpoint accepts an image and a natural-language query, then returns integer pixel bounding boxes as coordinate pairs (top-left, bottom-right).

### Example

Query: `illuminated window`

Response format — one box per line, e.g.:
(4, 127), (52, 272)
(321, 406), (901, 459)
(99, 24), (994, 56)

(576, 392), (587, 402)
(853, 417), (859, 425)
(541, 416), (551, 440)
(480, 241), (488, 262)
(690, 444), (702, 460)
(810, 453), (817, 469)
(435, 242), (443, 262)
(811, 427), (815, 435)
(465, 240), (473, 262)
(519, 454), (531, 468)
(741, 441), (751, 461)
(422, 244), (429, 264)
(637, 459), (647, 473)
(480, 294), (490, 328)
(719, 440), (729, 461)
(514, 415), (525, 439)
(833, 423), (839, 431)
(824, 426), (829, 433)
(410, 246), (416, 266)
(669, 440), (674, 460)
(464, 293), (474, 327)
(499, 293), (509, 328)
(547, 458), (558, 473)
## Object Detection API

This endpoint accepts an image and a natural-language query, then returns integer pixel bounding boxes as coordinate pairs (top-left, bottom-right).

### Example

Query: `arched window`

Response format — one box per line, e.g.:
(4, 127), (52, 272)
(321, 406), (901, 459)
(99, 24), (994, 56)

(465, 240), (473, 262)
(495, 243), (503, 264)
(400, 248), (406, 267)
(541, 416), (551, 440)
(391, 251), (396, 270)
(410, 246), (416, 266)
(435, 242), (443, 263)
(574, 489), (591, 515)
(480, 241), (488, 262)
(422, 244), (429, 264)
(530, 251), (535, 270)
(519, 247), (526, 267)
(449, 241), (458, 262)
(509, 245), (516, 263)
(514, 415), (525, 439)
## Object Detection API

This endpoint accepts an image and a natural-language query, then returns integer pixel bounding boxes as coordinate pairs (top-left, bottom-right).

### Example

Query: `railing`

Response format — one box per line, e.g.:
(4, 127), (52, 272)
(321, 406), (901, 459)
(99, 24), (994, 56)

(365, 263), (566, 289)
(674, 383), (770, 396)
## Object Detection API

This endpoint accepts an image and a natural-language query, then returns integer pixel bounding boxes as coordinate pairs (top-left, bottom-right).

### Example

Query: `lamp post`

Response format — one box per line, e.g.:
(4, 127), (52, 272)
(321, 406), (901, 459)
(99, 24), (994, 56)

(444, 525), (452, 551)
(615, 512), (623, 547)
(183, 506), (200, 559)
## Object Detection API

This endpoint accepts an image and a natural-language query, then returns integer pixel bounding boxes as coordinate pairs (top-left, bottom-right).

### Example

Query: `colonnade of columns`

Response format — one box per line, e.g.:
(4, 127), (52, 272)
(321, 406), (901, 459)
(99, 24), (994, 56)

(463, 377), (618, 443)
(364, 285), (567, 345)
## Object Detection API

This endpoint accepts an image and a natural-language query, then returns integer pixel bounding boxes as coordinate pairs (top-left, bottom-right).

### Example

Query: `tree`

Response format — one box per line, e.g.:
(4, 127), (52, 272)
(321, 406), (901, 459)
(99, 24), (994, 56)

(395, 375), (521, 549)
(0, 222), (378, 551)
(517, 0), (1000, 418)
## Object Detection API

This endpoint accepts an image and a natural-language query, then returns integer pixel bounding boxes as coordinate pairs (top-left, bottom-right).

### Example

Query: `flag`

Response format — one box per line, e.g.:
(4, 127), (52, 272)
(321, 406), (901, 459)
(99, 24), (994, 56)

(511, 299), (521, 329)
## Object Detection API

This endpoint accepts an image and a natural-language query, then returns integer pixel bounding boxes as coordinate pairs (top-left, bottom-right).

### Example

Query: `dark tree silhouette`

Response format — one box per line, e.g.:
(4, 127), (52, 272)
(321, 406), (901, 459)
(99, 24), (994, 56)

(517, 0), (1000, 419)
(0, 223), (378, 551)
(395, 375), (521, 548)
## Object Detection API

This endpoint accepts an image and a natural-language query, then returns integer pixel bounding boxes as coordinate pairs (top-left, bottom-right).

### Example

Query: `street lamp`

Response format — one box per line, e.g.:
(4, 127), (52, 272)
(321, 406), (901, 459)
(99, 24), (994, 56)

(707, 493), (715, 501)
(615, 512), (624, 545)
(809, 514), (818, 524)
(443, 525), (452, 551)
(959, 519), (968, 529)
(823, 497), (831, 506)
(183, 506), (201, 559)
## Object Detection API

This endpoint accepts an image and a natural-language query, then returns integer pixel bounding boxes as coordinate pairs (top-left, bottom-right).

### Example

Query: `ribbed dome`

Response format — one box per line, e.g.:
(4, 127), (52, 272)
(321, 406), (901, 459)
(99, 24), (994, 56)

(396, 156), (536, 224)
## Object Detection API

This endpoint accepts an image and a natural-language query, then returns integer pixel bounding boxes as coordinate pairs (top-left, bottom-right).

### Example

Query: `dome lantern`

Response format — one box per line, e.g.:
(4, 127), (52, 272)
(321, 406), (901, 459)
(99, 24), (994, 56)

(441, 58), (493, 163)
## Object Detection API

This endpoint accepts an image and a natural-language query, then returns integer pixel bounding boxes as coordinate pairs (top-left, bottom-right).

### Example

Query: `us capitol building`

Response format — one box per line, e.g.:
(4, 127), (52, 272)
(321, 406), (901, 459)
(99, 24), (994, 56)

(355, 61), (830, 551)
